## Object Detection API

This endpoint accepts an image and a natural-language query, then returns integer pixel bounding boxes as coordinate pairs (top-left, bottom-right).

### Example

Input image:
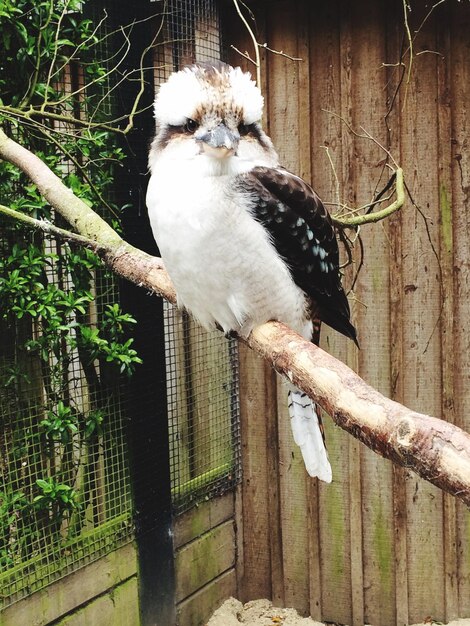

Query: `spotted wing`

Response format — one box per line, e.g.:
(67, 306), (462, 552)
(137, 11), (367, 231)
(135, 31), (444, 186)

(237, 166), (358, 344)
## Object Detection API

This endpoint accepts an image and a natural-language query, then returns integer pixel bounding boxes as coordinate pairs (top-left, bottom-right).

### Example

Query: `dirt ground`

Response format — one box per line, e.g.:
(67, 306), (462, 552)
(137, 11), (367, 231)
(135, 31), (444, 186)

(206, 598), (470, 626)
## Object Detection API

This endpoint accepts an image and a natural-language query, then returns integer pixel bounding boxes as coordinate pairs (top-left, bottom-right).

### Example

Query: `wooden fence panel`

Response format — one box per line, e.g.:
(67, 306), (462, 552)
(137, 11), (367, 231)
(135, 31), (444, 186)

(226, 0), (470, 623)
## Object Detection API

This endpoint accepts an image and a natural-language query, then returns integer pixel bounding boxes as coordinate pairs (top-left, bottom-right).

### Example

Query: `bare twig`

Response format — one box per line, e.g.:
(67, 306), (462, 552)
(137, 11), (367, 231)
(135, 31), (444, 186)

(323, 108), (399, 168)
(402, 0), (413, 109)
(232, 0), (261, 86)
(333, 168), (405, 227)
(43, 0), (73, 109)
(321, 145), (341, 210)
(19, 0), (55, 108)
(230, 2), (302, 86)
(259, 42), (302, 62)
(1, 105), (124, 135)
(319, 109), (404, 227)
(0, 204), (100, 249)
(230, 45), (257, 67)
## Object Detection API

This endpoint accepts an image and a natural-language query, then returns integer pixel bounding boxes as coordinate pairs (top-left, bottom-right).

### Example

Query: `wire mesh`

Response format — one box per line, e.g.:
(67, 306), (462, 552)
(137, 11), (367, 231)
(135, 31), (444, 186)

(0, 0), (241, 613)
(164, 306), (241, 515)
(0, 0), (136, 608)
(0, 227), (133, 608)
(153, 0), (242, 515)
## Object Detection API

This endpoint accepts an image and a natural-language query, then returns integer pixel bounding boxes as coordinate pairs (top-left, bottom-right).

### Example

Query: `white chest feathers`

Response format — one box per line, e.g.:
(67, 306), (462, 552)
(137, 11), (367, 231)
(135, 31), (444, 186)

(146, 158), (312, 339)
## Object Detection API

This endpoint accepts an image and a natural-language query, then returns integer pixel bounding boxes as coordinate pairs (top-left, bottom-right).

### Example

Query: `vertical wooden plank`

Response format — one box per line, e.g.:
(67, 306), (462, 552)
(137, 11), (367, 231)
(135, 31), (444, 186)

(266, 3), (310, 614)
(348, 2), (396, 625)
(297, 1), (312, 186)
(399, 7), (445, 622)
(258, 11), (286, 608)
(276, 377), (310, 614)
(237, 344), (280, 601)
(435, 4), (459, 622)
(266, 1), (300, 172)
(450, 1), (470, 617)
(295, 7), (324, 618)
(338, 4), (365, 626)
(307, 476), (322, 622)
(383, 4), (410, 624)
(310, 2), (354, 623)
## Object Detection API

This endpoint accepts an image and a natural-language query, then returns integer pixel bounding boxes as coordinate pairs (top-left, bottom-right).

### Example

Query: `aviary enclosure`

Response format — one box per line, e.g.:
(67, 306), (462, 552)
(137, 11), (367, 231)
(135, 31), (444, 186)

(0, 1), (469, 625)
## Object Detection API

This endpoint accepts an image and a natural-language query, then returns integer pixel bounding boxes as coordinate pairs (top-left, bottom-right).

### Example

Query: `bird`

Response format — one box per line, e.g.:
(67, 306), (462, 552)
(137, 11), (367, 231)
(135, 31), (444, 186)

(146, 62), (358, 483)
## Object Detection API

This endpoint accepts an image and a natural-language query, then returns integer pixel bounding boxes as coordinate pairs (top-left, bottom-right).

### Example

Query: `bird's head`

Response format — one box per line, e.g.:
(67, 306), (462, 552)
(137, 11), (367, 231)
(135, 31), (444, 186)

(149, 62), (277, 171)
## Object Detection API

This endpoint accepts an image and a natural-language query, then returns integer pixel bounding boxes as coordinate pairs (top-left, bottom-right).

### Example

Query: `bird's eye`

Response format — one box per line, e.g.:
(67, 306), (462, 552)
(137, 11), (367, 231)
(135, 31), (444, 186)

(238, 122), (252, 136)
(184, 119), (199, 133)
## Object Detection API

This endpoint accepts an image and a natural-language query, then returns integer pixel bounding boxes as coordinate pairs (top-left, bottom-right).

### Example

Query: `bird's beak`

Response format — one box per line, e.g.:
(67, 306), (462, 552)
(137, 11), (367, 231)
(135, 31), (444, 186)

(197, 123), (239, 158)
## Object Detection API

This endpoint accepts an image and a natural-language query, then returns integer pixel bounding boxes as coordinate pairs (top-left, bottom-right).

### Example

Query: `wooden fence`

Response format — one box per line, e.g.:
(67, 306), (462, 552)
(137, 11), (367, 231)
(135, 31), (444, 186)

(223, 1), (470, 625)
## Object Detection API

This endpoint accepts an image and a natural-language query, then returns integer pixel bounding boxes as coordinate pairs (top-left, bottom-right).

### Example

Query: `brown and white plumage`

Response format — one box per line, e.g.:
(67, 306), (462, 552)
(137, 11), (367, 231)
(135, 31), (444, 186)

(146, 62), (357, 482)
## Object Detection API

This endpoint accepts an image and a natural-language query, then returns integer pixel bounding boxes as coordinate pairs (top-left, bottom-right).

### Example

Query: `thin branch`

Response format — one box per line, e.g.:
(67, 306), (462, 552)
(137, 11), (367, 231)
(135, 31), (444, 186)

(259, 42), (302, 62)
(230, 45), (257, 67)
(0, 204), (100, 249)
(232, 0), (261, 87)
(19, 0), (55, 108)
(402, 0), (413, 109)
(323, 109), (399, 168)
(321, 145), (341, 209)
(51, 26), (132, 110)
(333, 168), (405, 227)
(326, 189), (396, 217)
(385, 0), (447, 116)
(120, 12), (166, 134)
(43, 0), (72, 109)
(348, 232), (365, 293)
(45, 10), (110, 93)
(319, 109), (404, 227)
(415, 49), (445, 58)
(40, 127), (120, 219)
(1, 106), (125, 135)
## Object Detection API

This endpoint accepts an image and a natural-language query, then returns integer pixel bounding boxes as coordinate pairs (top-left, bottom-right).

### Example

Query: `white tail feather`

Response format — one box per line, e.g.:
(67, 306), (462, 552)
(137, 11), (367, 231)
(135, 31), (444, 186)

(288, 389), (332, 483)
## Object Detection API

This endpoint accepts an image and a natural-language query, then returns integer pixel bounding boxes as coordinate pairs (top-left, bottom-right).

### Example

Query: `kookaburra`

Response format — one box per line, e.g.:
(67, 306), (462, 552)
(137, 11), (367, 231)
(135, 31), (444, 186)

(146, 62), (358, 482)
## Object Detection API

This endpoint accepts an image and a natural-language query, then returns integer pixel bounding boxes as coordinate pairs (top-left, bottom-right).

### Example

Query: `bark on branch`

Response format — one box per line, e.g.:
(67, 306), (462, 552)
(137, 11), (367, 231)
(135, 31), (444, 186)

(248, 324), (470, 505)
(1, 128), (470, 506)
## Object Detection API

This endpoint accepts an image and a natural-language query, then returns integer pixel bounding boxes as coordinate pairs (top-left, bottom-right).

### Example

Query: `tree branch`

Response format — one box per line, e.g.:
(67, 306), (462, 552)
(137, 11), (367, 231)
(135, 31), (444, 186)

(0, 128), (176, 303)
(247, 323), (470, 506)
(1, 128), (470, 506)
(333, 167), (405, 227)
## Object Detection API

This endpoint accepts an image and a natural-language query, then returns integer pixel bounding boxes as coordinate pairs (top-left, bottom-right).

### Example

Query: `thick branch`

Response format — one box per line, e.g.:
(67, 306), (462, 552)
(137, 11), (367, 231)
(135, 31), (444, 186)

(0, 129), (122, 246)
(1, 129), (470, 506)
(247, 324), (470, 506)
(0, 129), (176, 304)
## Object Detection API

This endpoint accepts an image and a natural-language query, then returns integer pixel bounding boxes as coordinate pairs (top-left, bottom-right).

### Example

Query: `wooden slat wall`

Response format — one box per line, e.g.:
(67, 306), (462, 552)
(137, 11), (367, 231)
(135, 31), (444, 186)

(225, 1), (470, 624)
(173, 493), (237, 625)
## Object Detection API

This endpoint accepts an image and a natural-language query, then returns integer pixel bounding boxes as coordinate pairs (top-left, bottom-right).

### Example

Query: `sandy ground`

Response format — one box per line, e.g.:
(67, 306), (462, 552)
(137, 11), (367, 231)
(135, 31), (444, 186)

(206, 598), (470, 626)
